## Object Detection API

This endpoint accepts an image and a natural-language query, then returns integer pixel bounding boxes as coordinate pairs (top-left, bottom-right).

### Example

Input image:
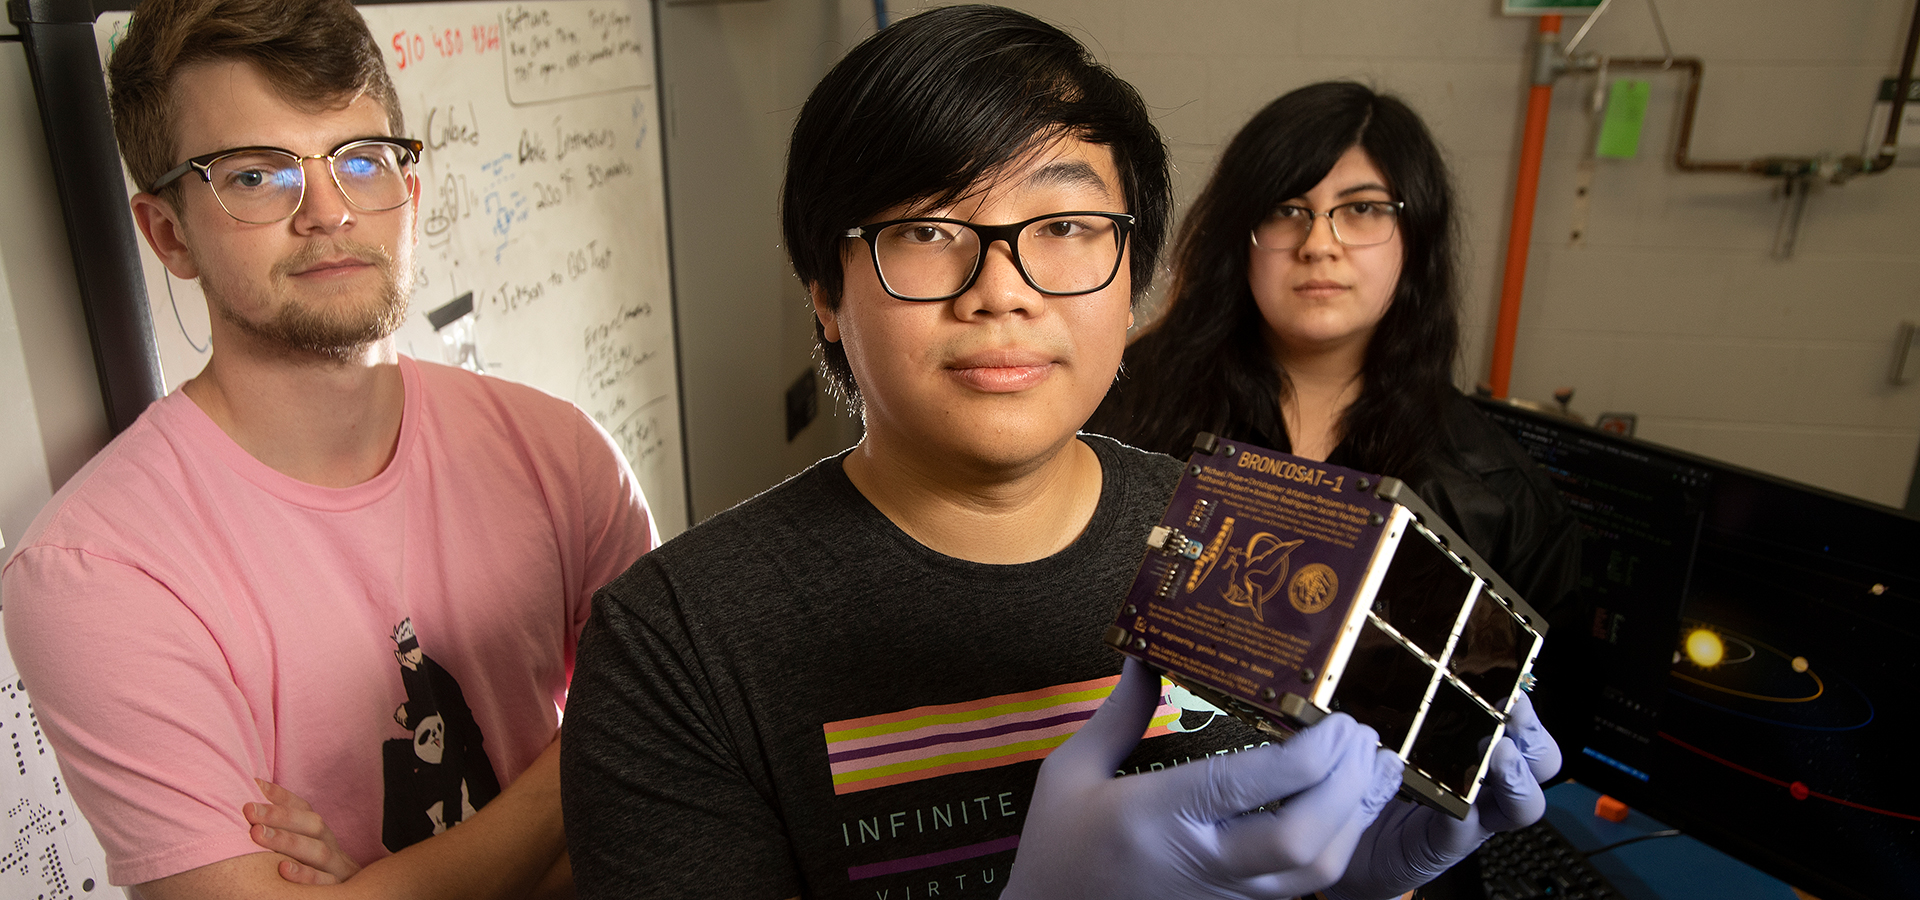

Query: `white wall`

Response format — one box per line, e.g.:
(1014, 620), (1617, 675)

(656, 0), (869, 522)
(4, 0), (1914, 543)
(901, 0), (1920, 508)
(1513, 2), (1920, 507)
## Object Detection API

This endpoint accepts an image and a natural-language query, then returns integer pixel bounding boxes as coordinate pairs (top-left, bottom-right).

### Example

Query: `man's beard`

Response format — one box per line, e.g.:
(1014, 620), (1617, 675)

(203, 239), (412, 362)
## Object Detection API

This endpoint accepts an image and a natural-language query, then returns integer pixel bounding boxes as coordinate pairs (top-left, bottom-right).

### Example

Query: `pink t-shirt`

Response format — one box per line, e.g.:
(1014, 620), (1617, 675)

(2, 357), (655, 886)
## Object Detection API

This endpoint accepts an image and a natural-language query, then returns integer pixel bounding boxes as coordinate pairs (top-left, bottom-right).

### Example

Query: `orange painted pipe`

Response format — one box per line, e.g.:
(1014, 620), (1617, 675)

(1489, 15), (1560, 400)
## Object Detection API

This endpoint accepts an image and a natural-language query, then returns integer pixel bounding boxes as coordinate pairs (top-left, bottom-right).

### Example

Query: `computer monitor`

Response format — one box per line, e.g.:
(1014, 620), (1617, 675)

(1474, 398), (1919, 900)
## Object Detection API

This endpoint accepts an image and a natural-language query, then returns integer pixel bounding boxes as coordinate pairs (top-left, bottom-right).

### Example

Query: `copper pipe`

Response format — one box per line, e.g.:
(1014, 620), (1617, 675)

(1597, 57), (1758, 173)
(1489, 1), (1917, 393)
(1874, 0), (1919, 170)
(1605, 0), (1916, 179)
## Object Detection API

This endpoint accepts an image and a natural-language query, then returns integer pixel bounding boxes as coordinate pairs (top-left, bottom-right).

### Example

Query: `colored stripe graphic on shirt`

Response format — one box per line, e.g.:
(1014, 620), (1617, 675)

(846, 835), (1022, 881)
(822, 674), (1180, 795)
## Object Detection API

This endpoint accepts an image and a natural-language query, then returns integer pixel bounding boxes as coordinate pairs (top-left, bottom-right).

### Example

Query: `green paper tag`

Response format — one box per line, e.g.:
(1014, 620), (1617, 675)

(1596, 79), (1651, 159)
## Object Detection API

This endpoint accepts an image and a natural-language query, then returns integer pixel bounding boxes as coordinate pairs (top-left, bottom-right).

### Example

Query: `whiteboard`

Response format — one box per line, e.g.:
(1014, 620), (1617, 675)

(94, 0), (689, 537)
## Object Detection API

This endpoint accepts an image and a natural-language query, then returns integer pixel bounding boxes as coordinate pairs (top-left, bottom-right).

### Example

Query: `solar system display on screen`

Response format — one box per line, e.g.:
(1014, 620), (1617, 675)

(1104, 434), (1548, 819)
(1648, 534), (1917, 900)
(1480, 398), (1918, 900)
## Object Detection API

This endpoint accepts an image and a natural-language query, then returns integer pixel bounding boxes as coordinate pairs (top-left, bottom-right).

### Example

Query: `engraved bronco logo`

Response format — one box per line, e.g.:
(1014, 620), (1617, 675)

(1220, 532), (1304, 622)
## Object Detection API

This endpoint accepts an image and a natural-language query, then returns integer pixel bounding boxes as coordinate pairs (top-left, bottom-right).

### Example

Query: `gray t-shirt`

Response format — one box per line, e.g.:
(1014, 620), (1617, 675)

(562, 435), (1267, 899)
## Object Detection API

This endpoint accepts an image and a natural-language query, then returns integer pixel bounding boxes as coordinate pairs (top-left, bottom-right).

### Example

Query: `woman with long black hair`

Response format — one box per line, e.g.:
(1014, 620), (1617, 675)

(1089, 80), (1580, 619)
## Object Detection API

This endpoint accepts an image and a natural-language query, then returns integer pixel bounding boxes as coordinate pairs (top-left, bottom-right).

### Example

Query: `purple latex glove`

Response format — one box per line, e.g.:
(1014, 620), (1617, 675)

(999, 658), (1405, 900)
(1324, 692), (1563, 900)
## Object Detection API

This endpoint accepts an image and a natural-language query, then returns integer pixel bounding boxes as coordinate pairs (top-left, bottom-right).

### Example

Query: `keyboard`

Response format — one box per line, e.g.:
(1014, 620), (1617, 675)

(1477, 820), (1625, 900)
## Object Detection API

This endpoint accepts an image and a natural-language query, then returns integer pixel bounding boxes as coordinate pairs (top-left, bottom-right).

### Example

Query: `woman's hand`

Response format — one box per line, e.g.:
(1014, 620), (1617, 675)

(245, 778), (364, 885)
(1323, 693), (1562, 900)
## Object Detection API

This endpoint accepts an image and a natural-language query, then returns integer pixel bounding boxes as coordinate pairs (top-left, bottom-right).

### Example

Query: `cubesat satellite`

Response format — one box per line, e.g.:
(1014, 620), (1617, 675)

(1105, 433), (1548, 818)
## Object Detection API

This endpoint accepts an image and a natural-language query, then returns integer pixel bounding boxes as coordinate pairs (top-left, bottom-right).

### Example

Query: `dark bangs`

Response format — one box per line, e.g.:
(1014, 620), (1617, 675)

(782, 4), (1167, 309)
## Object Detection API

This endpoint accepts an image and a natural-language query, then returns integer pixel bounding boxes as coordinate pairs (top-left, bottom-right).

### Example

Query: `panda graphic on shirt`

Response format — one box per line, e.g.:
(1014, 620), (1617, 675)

(380, 617), (502, 851)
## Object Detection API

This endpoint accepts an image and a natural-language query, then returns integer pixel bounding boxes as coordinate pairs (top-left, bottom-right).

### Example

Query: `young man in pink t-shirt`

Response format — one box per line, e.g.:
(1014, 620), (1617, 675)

(0, 0), (653, 896)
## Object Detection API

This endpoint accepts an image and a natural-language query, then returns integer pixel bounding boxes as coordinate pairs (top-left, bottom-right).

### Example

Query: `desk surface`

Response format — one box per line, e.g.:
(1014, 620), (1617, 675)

(1542, 782), (1812, 900)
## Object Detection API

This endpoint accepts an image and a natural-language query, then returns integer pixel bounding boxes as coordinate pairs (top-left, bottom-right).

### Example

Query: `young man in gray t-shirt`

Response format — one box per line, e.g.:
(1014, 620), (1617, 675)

(560, 7), (1560, 900)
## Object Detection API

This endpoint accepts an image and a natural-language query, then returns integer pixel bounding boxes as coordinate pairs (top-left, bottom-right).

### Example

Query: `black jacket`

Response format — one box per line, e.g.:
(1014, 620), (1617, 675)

(1329, 390), (1582, 621)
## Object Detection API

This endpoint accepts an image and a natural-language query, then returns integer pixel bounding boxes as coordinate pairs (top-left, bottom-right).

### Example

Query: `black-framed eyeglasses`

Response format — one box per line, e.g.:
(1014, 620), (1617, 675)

(842, 211), (1135, 302)
(1251, 200), (1404, 250)
(148, 136), (424, 224)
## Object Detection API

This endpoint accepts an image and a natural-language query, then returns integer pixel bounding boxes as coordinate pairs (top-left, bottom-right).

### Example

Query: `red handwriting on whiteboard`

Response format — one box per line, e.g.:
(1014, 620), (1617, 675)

(471, 24), (501, 53)
(430, 27), (463, 58)
(392, 30), (426, 69)
(390, 24), (499, 70)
